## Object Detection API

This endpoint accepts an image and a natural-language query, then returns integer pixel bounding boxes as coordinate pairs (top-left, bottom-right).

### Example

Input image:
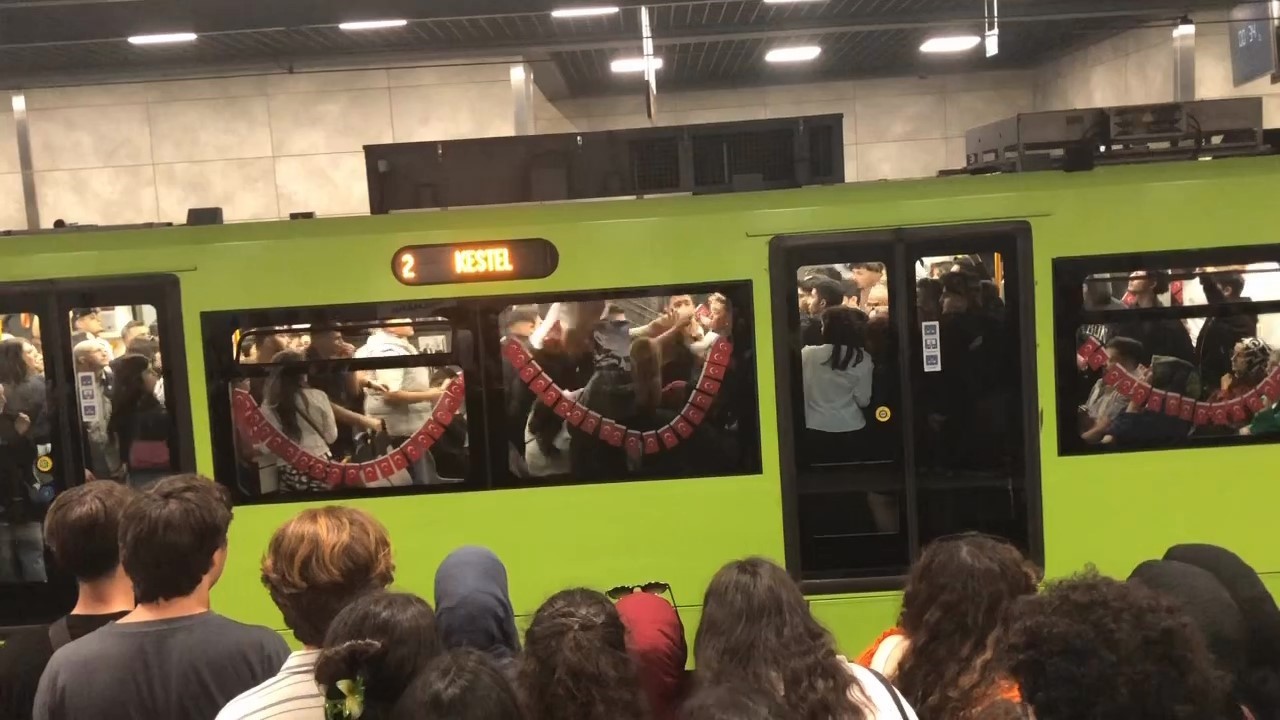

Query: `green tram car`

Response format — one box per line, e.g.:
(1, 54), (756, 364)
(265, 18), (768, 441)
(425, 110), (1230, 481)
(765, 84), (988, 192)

(2, 156), (1278, 653)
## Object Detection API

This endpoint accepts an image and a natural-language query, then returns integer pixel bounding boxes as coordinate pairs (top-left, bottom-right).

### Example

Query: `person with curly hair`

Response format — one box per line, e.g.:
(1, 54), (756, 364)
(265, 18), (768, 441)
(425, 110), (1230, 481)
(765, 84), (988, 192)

(1000, 571), (1231, 720)
(679, 683), (789, 720)
(858, 534), (1037, 720)
(695, 557), (916, 720)
(519, 588), (648, 720)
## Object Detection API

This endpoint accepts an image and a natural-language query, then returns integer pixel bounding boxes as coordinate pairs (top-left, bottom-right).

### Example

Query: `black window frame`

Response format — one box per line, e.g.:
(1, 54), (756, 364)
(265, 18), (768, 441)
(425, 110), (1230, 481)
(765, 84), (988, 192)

(203, 280), (762, 506)
(1053, 243), (1280, 457)
(771, 221), (1043, 594)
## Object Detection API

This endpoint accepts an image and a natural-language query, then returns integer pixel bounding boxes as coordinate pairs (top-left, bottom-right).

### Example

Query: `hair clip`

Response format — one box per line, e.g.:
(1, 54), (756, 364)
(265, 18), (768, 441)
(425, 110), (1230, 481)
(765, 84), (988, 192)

(324, 676), (365, 720)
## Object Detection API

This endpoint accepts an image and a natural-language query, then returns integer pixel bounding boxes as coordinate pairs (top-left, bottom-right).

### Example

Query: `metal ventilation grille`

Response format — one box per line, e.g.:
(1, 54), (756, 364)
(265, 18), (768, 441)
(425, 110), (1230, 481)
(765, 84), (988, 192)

(631, 137), (682, 193)
(693, 128), (795, 186)
(809, 124), (835, 178)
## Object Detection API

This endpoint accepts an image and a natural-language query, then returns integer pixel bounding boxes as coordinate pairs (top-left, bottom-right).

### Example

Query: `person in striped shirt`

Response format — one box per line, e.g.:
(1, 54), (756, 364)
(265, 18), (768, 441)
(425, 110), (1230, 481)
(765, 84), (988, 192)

(216, 506), (395, 720)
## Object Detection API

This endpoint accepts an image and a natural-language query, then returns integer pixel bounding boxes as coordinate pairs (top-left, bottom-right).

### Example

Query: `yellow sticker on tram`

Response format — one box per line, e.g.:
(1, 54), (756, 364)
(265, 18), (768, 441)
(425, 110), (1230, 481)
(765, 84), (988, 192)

(875, 406), (891, 423)
(36, 455), (53, 473)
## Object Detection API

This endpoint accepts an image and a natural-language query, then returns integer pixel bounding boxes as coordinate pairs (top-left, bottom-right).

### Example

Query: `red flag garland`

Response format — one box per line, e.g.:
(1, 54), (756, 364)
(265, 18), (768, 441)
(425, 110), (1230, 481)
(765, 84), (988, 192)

(230, 383), (467, 489)
(1076, 335), (1280, 427)
(494, 336), (736, 457)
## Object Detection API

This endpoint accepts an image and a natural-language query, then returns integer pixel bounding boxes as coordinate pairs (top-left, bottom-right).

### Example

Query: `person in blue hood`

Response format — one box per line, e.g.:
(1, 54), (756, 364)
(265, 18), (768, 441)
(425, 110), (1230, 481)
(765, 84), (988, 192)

(433, 547), (521, 670)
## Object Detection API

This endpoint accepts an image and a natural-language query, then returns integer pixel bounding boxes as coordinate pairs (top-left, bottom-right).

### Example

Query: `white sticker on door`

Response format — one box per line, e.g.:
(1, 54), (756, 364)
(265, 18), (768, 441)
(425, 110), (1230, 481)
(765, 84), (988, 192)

(921, 321), (942, 373)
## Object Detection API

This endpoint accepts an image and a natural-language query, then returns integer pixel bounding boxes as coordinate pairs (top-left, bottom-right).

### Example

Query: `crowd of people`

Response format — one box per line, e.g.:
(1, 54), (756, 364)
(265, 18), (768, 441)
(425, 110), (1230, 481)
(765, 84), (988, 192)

(0, 308), (169, 585)
(500, 292), (750, 483)
(4, 471), (1277, 720)
(232, 323), (468, 492)
(1076, 267), (1280, 446)
(795, 256), (1016, 471)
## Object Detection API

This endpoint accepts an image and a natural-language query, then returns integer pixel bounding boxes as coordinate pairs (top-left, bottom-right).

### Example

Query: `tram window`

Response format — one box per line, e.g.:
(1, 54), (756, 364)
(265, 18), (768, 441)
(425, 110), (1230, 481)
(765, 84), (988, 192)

(0, 319), (52, 584)
(500, 284), (759, 485)
(66, 304), (183, 490)
(1056, 252), (1280, 454)
(226, 318), (469, 496)
(912, 252), (1029, 547)
(791, 262), (906, 580)
(208, 282), (759, 503)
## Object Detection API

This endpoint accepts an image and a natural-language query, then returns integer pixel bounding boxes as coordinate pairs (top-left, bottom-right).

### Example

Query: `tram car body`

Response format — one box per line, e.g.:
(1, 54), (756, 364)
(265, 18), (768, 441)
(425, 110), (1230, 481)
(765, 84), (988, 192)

(1, 156), (1277, 651)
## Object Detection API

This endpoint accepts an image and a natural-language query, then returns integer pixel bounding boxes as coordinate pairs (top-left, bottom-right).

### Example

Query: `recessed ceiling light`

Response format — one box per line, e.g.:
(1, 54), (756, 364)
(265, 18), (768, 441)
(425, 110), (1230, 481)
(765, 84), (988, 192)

(920, 35), (982, 53)
(765, 46), (822, 63)
(127, 32), (197, 45)
(611, 57), (665, 73)
(551, 6), (620, 18)
(338, 19), (409, 30)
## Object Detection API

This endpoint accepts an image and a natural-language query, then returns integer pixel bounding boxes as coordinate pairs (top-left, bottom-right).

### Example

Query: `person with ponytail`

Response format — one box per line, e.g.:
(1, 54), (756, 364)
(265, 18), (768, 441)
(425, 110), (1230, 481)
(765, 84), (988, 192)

(315, 592), (443, 720)
(519, 588), (649, 720)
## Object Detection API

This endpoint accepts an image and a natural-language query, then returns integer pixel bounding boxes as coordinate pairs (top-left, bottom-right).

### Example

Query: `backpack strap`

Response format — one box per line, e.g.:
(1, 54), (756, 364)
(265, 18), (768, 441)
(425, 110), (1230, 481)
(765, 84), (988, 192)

(863, 666), (908, 720)
(47, 616), (72, 652)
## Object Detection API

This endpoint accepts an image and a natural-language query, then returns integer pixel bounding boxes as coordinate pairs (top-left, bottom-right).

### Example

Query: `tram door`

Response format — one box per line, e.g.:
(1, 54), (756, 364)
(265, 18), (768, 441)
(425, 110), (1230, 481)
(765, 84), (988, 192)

(772, 223), (1040, 589)
(0, 275), (193, 626)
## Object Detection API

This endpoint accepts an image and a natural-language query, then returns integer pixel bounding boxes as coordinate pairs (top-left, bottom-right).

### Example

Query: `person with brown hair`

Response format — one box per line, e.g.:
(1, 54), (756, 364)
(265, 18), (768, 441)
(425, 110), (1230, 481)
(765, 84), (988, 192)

(217, 506), (396, 720)
(519, 588), (648, 720)
(33, 475), (289, 720)
(0, 481), (136, 720)
(696, 557), (915, 720)
(859, 534), (1037, 720)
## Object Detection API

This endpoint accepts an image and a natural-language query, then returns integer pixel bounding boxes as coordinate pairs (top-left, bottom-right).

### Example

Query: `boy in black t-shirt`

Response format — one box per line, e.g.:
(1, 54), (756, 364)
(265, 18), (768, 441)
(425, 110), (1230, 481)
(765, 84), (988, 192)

(0, 481), (137, 720)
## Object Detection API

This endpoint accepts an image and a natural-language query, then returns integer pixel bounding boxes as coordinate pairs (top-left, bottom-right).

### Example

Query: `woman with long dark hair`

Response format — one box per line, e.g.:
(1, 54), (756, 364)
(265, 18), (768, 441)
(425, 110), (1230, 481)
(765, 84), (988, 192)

(696, 557), (916, 720)
(390, 648), (526, 720)
(262, 350), (338, 493)
(859, 534), (1037, 720)
(801, 306), (874, 464)
(108, 354), (170, 489)
(0, 338), (49, 583)
(519, 588), (648, 720)
(315, 591), (444, 720)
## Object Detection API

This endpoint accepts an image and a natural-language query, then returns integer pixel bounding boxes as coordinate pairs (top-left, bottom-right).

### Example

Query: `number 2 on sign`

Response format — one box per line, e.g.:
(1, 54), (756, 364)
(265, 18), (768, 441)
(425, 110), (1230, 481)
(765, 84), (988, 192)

(400, 253), (416, 281)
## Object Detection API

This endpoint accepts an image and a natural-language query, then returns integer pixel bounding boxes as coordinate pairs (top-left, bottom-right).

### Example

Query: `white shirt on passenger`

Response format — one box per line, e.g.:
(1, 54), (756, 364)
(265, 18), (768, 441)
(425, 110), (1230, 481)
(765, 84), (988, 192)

(261, 388), (338, 459)
(801, 344), (874, 433)
(846, 661), (919, 720)
(356, 331), (433, 438)
(215, 649), (322, 720)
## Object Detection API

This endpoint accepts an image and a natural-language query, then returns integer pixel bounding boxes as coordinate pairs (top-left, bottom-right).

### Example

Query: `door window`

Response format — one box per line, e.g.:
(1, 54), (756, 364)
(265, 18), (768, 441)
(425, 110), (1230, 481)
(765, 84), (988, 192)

(774, 226), (1040, 587)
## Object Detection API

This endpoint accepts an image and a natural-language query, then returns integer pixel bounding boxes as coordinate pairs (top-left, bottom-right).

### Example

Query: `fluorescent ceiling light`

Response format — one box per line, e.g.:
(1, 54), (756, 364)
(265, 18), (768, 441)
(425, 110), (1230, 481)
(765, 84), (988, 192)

(762, 0), (827, 3)
(551, 6), (620, 18)
(1172, 18), (1195, 37)
(611, 57), (664, 73)
(765, 46), (822, 63)
(339, 19), (408, 30)
(920, 35), (982, 53)
(127, 32), (197, 45)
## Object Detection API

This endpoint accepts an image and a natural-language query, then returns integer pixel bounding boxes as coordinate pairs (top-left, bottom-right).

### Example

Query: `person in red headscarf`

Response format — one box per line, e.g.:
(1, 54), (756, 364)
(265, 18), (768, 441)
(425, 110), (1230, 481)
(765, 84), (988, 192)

(615, 591), (690, 720)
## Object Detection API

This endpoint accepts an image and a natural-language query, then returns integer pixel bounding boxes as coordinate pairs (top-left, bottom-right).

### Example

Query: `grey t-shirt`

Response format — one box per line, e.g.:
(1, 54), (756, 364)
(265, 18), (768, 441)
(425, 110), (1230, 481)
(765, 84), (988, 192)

(33, 612), (290, 720)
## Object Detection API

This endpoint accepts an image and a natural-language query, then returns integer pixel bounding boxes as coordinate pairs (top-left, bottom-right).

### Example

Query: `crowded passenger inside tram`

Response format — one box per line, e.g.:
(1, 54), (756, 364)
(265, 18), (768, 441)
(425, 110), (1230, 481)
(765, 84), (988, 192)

(1074, 264), (1280, 447)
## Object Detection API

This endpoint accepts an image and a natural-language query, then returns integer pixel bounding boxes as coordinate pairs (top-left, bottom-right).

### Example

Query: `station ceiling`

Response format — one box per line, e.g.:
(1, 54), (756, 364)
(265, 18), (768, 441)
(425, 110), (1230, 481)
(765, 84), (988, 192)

(0, 0), (1242, 93)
